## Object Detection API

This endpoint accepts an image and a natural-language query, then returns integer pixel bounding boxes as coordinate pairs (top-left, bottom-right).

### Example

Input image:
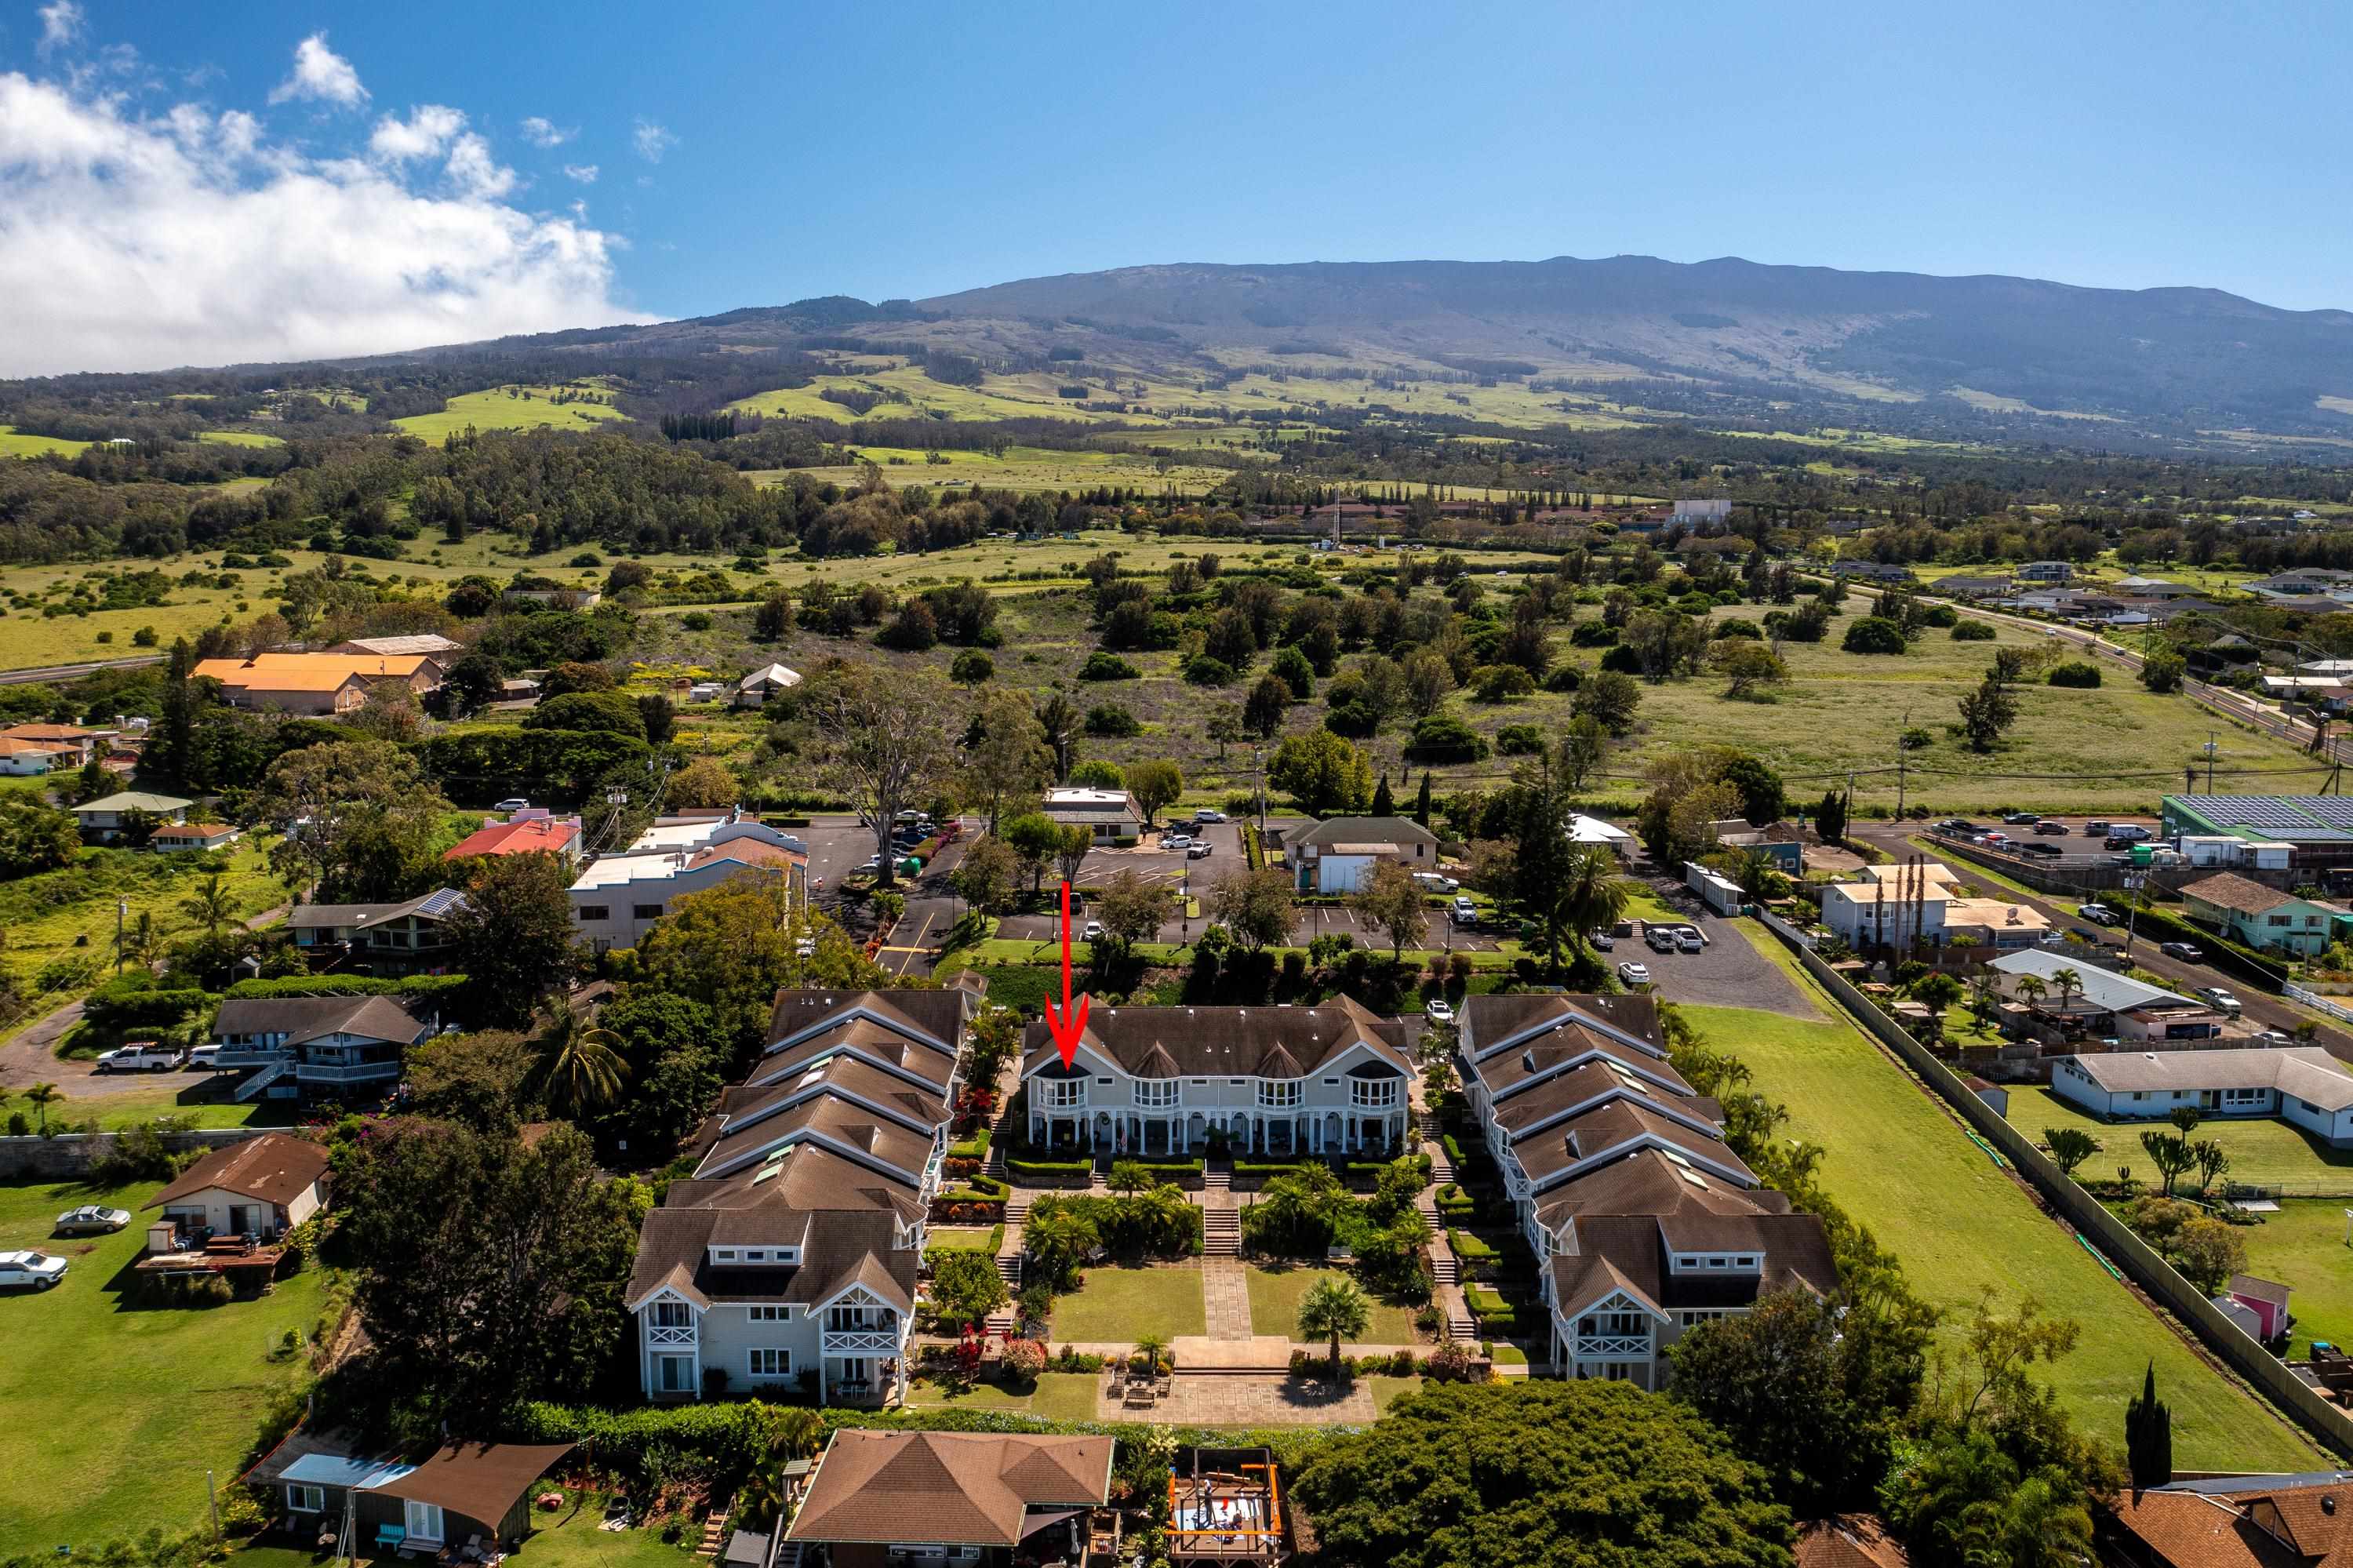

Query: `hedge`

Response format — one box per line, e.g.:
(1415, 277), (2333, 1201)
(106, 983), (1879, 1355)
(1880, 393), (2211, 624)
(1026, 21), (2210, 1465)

(946, 1128), (992, 1161)
(1007, 1158), (1092, 1178)
(224, 973), (468, 1001)
(1447, 1229), (1498, 1263)
(939, 1175), (1011, 1202)
(82, 978), (212, 1030)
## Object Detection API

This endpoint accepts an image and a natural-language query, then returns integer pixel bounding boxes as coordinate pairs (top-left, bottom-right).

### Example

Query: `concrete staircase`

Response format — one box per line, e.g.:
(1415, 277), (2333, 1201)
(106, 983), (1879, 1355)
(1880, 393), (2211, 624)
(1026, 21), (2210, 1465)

(1200, 1206), (1240, 1257)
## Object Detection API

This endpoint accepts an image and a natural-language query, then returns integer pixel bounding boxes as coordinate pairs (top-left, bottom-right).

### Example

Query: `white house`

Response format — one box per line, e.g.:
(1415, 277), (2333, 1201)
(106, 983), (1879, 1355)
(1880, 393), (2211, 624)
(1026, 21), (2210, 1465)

(1041, 786), (1140, 842)
(0, 735), (76, 774)
(624, 988), (980, 1406)
(2049, 1047), (2353, 1147)
(1569, 814), (1636, 856)
(569, 838), (808, 951)
(1817, 862), (2050, 951)
(142, 1132), (330, 1242)
(1019, 998), (1412, 1156)
(1671, 498), (1734, 525)
(208, 994), (440, 1103)
(735, 664), (802, 708)
(71, 790), (192, 842)
(1284, 815), (1442, 893)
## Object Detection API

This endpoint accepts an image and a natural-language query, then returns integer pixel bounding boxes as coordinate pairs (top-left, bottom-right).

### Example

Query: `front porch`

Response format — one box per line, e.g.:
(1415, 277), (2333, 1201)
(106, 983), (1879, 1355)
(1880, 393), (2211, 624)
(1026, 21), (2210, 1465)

(1027, 1108), (1407, 1158)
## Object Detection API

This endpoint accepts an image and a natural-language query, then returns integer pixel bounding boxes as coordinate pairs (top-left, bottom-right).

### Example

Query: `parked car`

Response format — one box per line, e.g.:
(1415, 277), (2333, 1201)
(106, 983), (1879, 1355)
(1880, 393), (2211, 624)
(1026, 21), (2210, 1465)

(2250, 1029), (2295, 1047)
(2035, 820), (2069, 835)
(1412, 871), (1460, 893)
(1424, 999), (1455, 1024)
(1675, 928), (1705, 953)
(1980, 831), (2010, 846)
(1193, 809), (1227, 824)
(1589, 930), (1615, 951)
(2017, 842), (2062, 858)
(1162, 833), (1195, 850)
(2068, 926), (2110, 946)
(2197, 986), (2242, 1018)
(2158, 940), (2205, 962)
(2111, 824), (2154, 842)
(94, 1043), (183, 1073)
(1453, 897), (1478, 922)
(1645, 926), (1680, 954)
(493, 797), (531, 813)
(1187, 842), (1213, 859)
(2002, 812), (2040, 825)
(185, 1044), (222, 1071)
(53, 1206), (130, 1236)
(1617, 961), (1653, 987)
(2077, 903), (2121, 926)
(0, 1250), (67, 1290)
(855, 855), (882, 875)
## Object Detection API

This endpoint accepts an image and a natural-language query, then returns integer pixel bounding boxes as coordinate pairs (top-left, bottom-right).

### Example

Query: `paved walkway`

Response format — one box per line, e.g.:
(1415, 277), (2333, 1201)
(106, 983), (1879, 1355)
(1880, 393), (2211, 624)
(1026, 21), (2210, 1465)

(1202, 1258), (1253, 1338)
(1096, 1373), (1377, 1425)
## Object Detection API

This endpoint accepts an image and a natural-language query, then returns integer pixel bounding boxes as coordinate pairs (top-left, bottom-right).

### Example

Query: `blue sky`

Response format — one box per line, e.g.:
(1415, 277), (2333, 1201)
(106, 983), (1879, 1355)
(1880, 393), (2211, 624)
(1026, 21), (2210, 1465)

(2, 1), (2348, 372)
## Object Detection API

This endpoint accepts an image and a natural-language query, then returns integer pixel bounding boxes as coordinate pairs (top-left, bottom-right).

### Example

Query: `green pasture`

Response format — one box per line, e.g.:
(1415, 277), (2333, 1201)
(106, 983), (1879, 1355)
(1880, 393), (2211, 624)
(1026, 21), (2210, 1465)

(391, 383), (630, 443)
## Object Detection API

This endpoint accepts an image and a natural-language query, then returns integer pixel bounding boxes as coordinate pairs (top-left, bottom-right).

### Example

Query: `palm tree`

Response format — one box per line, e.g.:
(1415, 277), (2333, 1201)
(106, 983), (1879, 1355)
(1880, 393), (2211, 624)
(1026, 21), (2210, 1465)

(24, 1081), (63, 1136)
(178, 874), (236, 937)
(536, 1006), (628, 1120)
(2014, 974), (2048, 1011)
(118, 911), (164, 973)
(1559, 843), (1631, 957)
(1132, 1331), (1172, 1377)
(2049, 966), (2084, 1015)
(1299, 1275), (1372, 1379)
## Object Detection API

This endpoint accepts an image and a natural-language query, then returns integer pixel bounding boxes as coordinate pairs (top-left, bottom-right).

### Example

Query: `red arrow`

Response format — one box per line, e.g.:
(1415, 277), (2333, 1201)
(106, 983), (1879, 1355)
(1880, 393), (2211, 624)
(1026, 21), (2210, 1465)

(1044, 879), (1090, 1069)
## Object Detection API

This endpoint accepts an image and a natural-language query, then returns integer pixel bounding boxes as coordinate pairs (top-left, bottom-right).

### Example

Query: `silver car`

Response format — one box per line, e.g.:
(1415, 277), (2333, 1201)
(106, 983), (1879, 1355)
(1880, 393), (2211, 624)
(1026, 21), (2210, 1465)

(54, 1206), (131, 1236)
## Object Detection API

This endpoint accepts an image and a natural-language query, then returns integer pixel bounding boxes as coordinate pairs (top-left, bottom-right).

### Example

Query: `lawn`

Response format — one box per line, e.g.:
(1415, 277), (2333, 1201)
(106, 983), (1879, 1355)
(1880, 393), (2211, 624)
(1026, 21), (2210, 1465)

(2235, 1200), (2353, 1357)
(1243, 1264), (1420, 1346)
(0, 426), (90, 457)
(0, 1177), (336, 1553)
(903, 1370), (1100, 1423)
(1049, 1261), (1206, 1341)
(2005, 1085), (2353, 1198)
(49, 1085), (278, 1133)
(228, 1492), (696, 1568)
(1681, 996), (2325, 1470)
(923, 1225), (1002, 1251)
(391, 384), (630, 443)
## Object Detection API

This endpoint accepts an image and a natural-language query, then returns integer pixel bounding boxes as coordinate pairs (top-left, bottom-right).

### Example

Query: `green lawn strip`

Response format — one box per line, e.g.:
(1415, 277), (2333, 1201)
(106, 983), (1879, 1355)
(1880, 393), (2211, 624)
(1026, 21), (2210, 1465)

(1048, 1261), (1206, 1342)
(68, 1088), (270, 1132)
(1242, 1263), (1418, 1344)
(903, 1371), (1100, 1423)
(1366, 1374), (1425, 1414)
(0, 1178), (334, 1553)
(1678, 1002), (2323, 1471)
(2004, 1085), (2353, 1196)
(922, 1225), (1002, 1252)
(2234, 1200), (2353, 1358)
(230, 1492), (696, 1568)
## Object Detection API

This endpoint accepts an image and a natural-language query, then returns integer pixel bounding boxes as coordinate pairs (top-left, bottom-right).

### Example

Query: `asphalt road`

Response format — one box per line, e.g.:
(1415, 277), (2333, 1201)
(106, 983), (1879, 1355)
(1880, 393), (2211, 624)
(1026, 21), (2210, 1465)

(1849, 820), (2353, 1065)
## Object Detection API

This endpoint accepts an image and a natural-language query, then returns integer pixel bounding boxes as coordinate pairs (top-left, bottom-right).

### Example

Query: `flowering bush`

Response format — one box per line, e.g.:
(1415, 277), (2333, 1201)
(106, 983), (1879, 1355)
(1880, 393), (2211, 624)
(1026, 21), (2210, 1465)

(999, 1338), (1048, 1380)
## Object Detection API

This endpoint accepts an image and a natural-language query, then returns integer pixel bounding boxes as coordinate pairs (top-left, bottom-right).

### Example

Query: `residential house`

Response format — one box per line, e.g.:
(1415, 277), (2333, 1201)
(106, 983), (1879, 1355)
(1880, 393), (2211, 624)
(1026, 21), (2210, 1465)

(192, 653), (445, 715)
(1283, 814), (1442, 893)
(144, 1132), (331, 1241)
(1021, 998), (1411, 1157)
(734, 664), (802, 708)
(1795, 1516), (1908, 1568)
(1817, 863), (2050, 952)
(2049, 1047), (2353, 1147)
(1986, 949), (2224, 1046)
(329, 633), (464, 659)
(0, 722), (104, 766)
(569, 837), (808, 951)
(1671, 498), (1733, 524)
(1569, 814), (1637, 856)
(2180, 871), (2353, 958)
(1457, 994), (1837, 1387)
(501, 584), (601, 609)
(2015, 560), (2076, 583)
(151, 821), (242, 851)
(2112, 576), (2196, 598)
(208, 994), (440, 1103)
(0, 734), (78, 774)
(245, 1432), (575, 1556)
(285, 887), (467, 977)
(782, 1430), (1115, 1566)
(1931, 576), (2014, 598)
(442, 813), (582, 865)
(609, 812), (806, 862)
(71, 790), (191, 842)
(1041, 786), (1140, 842)
(2102, 1470), (2353, 1568)
(2255, 594), (2353, 616)
(1827, 561), (1914, 583)
(624, 987), (980, 1404)
(2242, 567), (2353, 599)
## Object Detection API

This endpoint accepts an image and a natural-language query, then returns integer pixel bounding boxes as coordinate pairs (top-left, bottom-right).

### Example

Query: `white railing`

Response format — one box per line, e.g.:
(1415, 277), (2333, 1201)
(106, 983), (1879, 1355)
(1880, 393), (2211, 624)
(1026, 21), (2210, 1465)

(2287, 984), (2353, 1026)
(211, 1046), (293, 1068)
(296, 1062), (401, 1083)
(645, 1322), (696, 1347)
(823, 1328), (900, 1355)
(1575, 1336), (1652, 1357)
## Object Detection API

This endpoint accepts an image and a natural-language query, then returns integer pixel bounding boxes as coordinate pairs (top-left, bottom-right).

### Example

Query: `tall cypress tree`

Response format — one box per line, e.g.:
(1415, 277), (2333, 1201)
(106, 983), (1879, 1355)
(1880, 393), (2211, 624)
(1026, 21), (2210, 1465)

(1413, 773), (1432, 829)
(2125, 1361), (2172, 1491)
(1371, 773), (1395, 817)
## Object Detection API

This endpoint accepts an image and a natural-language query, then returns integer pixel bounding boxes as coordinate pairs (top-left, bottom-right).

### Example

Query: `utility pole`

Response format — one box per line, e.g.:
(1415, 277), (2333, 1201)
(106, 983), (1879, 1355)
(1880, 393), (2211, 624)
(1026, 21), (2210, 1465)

(1895, 704), (1913, 822)
(2205, 731), (2217, 795)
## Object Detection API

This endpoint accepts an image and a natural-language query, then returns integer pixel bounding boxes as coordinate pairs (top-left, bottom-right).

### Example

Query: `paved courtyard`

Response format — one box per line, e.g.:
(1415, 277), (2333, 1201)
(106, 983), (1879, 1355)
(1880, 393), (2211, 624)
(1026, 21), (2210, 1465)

(1096, 1373), (1377, 1424)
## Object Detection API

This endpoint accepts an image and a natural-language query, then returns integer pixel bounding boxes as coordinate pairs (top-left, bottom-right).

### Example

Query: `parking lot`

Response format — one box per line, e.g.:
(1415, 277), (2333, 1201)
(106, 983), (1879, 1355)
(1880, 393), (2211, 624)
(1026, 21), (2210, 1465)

(795, 814), (893, 901)
(1615, 915), (1813, 1016)
(996, 819), (1246, 944)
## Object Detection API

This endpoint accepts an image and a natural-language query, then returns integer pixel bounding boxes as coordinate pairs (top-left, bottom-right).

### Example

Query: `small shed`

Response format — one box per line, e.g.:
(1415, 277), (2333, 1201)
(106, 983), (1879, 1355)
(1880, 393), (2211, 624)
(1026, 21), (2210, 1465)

(2226, 1274), (2293, 1341)
(1684, 861), (1747, 917)
(1961, 1074), (2009, 1118)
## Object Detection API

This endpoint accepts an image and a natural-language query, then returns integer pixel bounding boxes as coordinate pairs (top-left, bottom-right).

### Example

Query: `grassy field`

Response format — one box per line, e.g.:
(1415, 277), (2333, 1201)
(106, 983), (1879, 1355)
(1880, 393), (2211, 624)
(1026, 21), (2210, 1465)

(229, 1493), (696, 1568)
(196, 430), (286, 448)
(762, 441), (1243, 496)
(0, 427), (91, 458)
(0, 1177), (335, 1552)
(1047, 1261), (1206, 1341)
(902, 1370), (1100, 1422)
(1243, 1263), (1421, 1344)
(1683, 984), (2324, 1470)
(2005, 1085), (2353, 1197)
(2235, 1200), (2353, 1357)
(391, 383), (630, 443)
(727, 364), (1156, 427)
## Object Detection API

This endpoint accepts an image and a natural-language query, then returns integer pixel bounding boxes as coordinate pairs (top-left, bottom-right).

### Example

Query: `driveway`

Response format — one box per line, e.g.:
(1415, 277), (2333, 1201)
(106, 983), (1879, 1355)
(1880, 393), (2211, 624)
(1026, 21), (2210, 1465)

(1627, 919), (1816, 1017)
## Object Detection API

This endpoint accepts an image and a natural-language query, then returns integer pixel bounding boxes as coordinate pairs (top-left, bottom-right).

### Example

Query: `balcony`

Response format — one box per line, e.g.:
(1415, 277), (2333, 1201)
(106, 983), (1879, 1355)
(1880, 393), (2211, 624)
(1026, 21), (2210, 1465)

(295, 1060), (402, 1085)
(211, 1046), (293, 1069)
(645, 1322), (696, 1348)
(822, 1326), (901, 1355)
(1575, 1336), (1653, 1358)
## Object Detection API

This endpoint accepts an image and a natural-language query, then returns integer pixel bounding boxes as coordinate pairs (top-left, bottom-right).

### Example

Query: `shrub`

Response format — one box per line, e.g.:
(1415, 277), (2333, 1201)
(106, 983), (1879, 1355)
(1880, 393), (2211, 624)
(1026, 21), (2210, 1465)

(1598, 643), (1643, 674)
(1570, 622), (1619, 646)
(1951, 619), (1997, 641)
(1922, 604), (1958, 628)
(1185, 656), (1236, 687)
(1471, 664), (1535, 703)
(1079, 651), (1140, 681)
(2048, 660), (2103, 688)
(1086, 704), (1140, 737)
(681, 612), (715, 632)
(1841, 616), (1908, 654)
(1496, 724), (1544, 755)
(1711, 617), (1762, 641)
(1405, 715), (1489, 762)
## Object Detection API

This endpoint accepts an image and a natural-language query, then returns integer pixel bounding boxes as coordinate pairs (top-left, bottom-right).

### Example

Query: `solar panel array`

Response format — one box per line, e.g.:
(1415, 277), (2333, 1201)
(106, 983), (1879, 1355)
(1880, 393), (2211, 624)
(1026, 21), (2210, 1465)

(2195, 795), (2335, 832)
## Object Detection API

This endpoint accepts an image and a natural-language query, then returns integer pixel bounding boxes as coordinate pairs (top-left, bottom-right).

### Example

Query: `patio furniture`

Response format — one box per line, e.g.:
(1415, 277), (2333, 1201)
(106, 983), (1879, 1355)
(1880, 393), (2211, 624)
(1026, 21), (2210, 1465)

(376, 1525), (407, 1553)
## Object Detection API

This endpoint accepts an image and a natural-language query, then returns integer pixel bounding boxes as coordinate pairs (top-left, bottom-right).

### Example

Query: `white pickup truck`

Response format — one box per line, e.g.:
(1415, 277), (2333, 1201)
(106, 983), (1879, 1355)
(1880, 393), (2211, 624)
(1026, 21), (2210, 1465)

(93, 1043), (185, 1073)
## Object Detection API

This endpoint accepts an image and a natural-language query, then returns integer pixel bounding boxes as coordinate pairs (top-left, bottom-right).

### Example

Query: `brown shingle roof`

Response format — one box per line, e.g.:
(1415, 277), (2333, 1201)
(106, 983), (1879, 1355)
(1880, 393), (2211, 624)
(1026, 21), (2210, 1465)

(1020, 996), (1408, 1080)
(786, 1431), (1113, 1548)
(1513, 1099), (1755, 1189)
(1795, 1515), (1909, 1568)
(366, 1442), (576, 1532)
(2182, 871), (2300, 918)
(2104, 1488), (2311, 1568)
(212, 994), (433, 1049)
(1550, 1212), (1836, 1319)
(145, 1132), (329, 1211)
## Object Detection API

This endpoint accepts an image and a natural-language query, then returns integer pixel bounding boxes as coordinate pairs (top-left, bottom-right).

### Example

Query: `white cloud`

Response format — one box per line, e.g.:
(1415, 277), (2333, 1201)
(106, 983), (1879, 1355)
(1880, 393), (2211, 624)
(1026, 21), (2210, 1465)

(368, 104), (464, 162)
(632, 118), (675, 162)
(519, 116), (573, 148)
(0, 71), (653, 375)
(35, 1), (82, 56)
(268, 33), (367, 107)
(562, 162), (598, 184)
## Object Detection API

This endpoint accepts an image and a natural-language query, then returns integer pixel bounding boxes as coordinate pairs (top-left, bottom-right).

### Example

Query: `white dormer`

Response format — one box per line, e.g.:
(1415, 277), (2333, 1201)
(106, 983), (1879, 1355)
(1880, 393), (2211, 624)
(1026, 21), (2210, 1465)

(1667, 1251), (1762, 1274)
(708, 1242), (805, 1268)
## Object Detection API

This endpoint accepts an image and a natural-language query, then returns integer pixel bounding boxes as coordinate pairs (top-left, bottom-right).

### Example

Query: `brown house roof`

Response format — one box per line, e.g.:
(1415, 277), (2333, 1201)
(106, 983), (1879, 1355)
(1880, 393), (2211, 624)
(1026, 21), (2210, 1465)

(1021, 996), (1409, 1080)
(1795, 1515), (1908, 1568)
(145, 1132), (329, 1212)
(213, 994), (433, 1049)
(2181, 871), (2300, 919)
(786, 1430), (1114, 1548)
(1550, 1211), (1837, 1321)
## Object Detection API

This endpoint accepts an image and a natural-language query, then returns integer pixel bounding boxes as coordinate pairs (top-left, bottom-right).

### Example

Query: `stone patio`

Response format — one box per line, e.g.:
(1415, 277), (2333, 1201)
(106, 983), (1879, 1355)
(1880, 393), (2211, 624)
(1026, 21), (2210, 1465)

(1202, 1257), (1254, 1338)
(1097, 1371), (1377, 1424)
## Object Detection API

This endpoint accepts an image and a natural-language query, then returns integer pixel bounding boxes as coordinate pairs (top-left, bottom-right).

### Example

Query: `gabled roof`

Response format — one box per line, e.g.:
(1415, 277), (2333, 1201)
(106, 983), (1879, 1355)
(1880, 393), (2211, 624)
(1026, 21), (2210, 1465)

(1533, 1146), (1793, 1238)
(2181, 871), (2324, 919)
(1020, 996), (1409, 1081)
(1550, 1211), (1836, 1320)
(73, 790), (193, 814)
(213, 994), (433, 1048)
(146, 1132), (329, 1210)
(765, 988), (969, 1061)
(627, 1189), (918, 1313)
(443, 818), (578, 860)
(333, 635), (463, 657)
(1515, 1099), (1755, 1191)
(1988, 949), (2199, 1013)
(1462, 993), (1665, 1064)
(2062, 1046), (2353, 1111)
(787, 1431), (1114, 1548)
(1286, 815), (1439, 852)
(285, 887), (467, 930)
(1795, 1515), (1910, 1568)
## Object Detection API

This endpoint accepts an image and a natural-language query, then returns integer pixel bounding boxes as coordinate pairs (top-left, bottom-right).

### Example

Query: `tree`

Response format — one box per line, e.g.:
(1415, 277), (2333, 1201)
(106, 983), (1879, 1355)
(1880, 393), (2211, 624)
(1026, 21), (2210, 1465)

(2141, 650), (2186, 694)
(1021, 1206), (1099, 1290)
(1815, 788), (1849, 845)
(950, 649), (995, 686)
(1882, 1427), (2095, 1568)
(929, 1250), (1010, 1326)
(1710, 639), (1789, 700)
(2140, 1129), (2196, 1197)
(2043, 1127), (2096, 1178)
(176, 875), (235, 936)
(634, 877), (889, 1063)
(2191, 1138), (2230, 1195)
(804, 664), (957, 889)
(1298, 1274), (1371, 1377)
(665, 755), (740, 809)
(1127, 759), (1183, 828)
(259, 739), (449, 903)
(24, 1081), (61, 1135)
(951, 834), (1019, 914)
(335, 1119), (639, 1429)
(536, 1003), (630, 1119)
(1557, 712), (1609, 789)
(1267, 729), (1373, 817)
(1842, 616), (1908, 655)
(1205, 703), (1243, 762)
(406, 1031), (536, 1133)
(1243, 673), (1292, 740)
(1413, 772), (1432, 828)
(1003, 812), (1065, 895)
(1096, 868), (1176, 956)
(2170, 1216), (2246, 1293)
(442, 851), (581, 1028)
(1911, 972), (1964, 1017)
(1291, 1381), (1794, 1568)
(1956, 660), (2022, 752)
(1054, 824), (1093, 890)
(1271, 643), (1315, 698)
(2125, 1362), (2171, 1493)
(754, 591), (794, 642)
(1401, 648), (1454, 717)
(439, 652), (504, 719)
(1349, 858), (1427, 961)
(963, 688), (1053, 834)
(1209, 866), (1297, 952)
(1035, 693), (1082, 781)
(0, 797), (80, 879)
(1571, 668), (1642, 734)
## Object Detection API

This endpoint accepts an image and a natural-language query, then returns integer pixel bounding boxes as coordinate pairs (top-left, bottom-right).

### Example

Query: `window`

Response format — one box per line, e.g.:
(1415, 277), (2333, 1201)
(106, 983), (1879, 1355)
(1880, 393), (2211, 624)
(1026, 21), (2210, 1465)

(648, 1300), (692, 1329)
(1351, 1079), (1398, 1110)
(633, 904), (665, 920)
(1257, 1080), (1302, 1109)
(1096, 1076), (1114, 1086)
(1136, 1081), (1179, 1108)
(578, 904), (609, 922)
(748, 1348), (790, 1378)
(287, 1484), (325, 1514)
(1041, 1079), (1086, 1110)
(715, 1249), (737, 1262)
(748, 1305), (784, 1322)
(1581, 1311), (1649, 1337)
(2269, 914), (2292, 927)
